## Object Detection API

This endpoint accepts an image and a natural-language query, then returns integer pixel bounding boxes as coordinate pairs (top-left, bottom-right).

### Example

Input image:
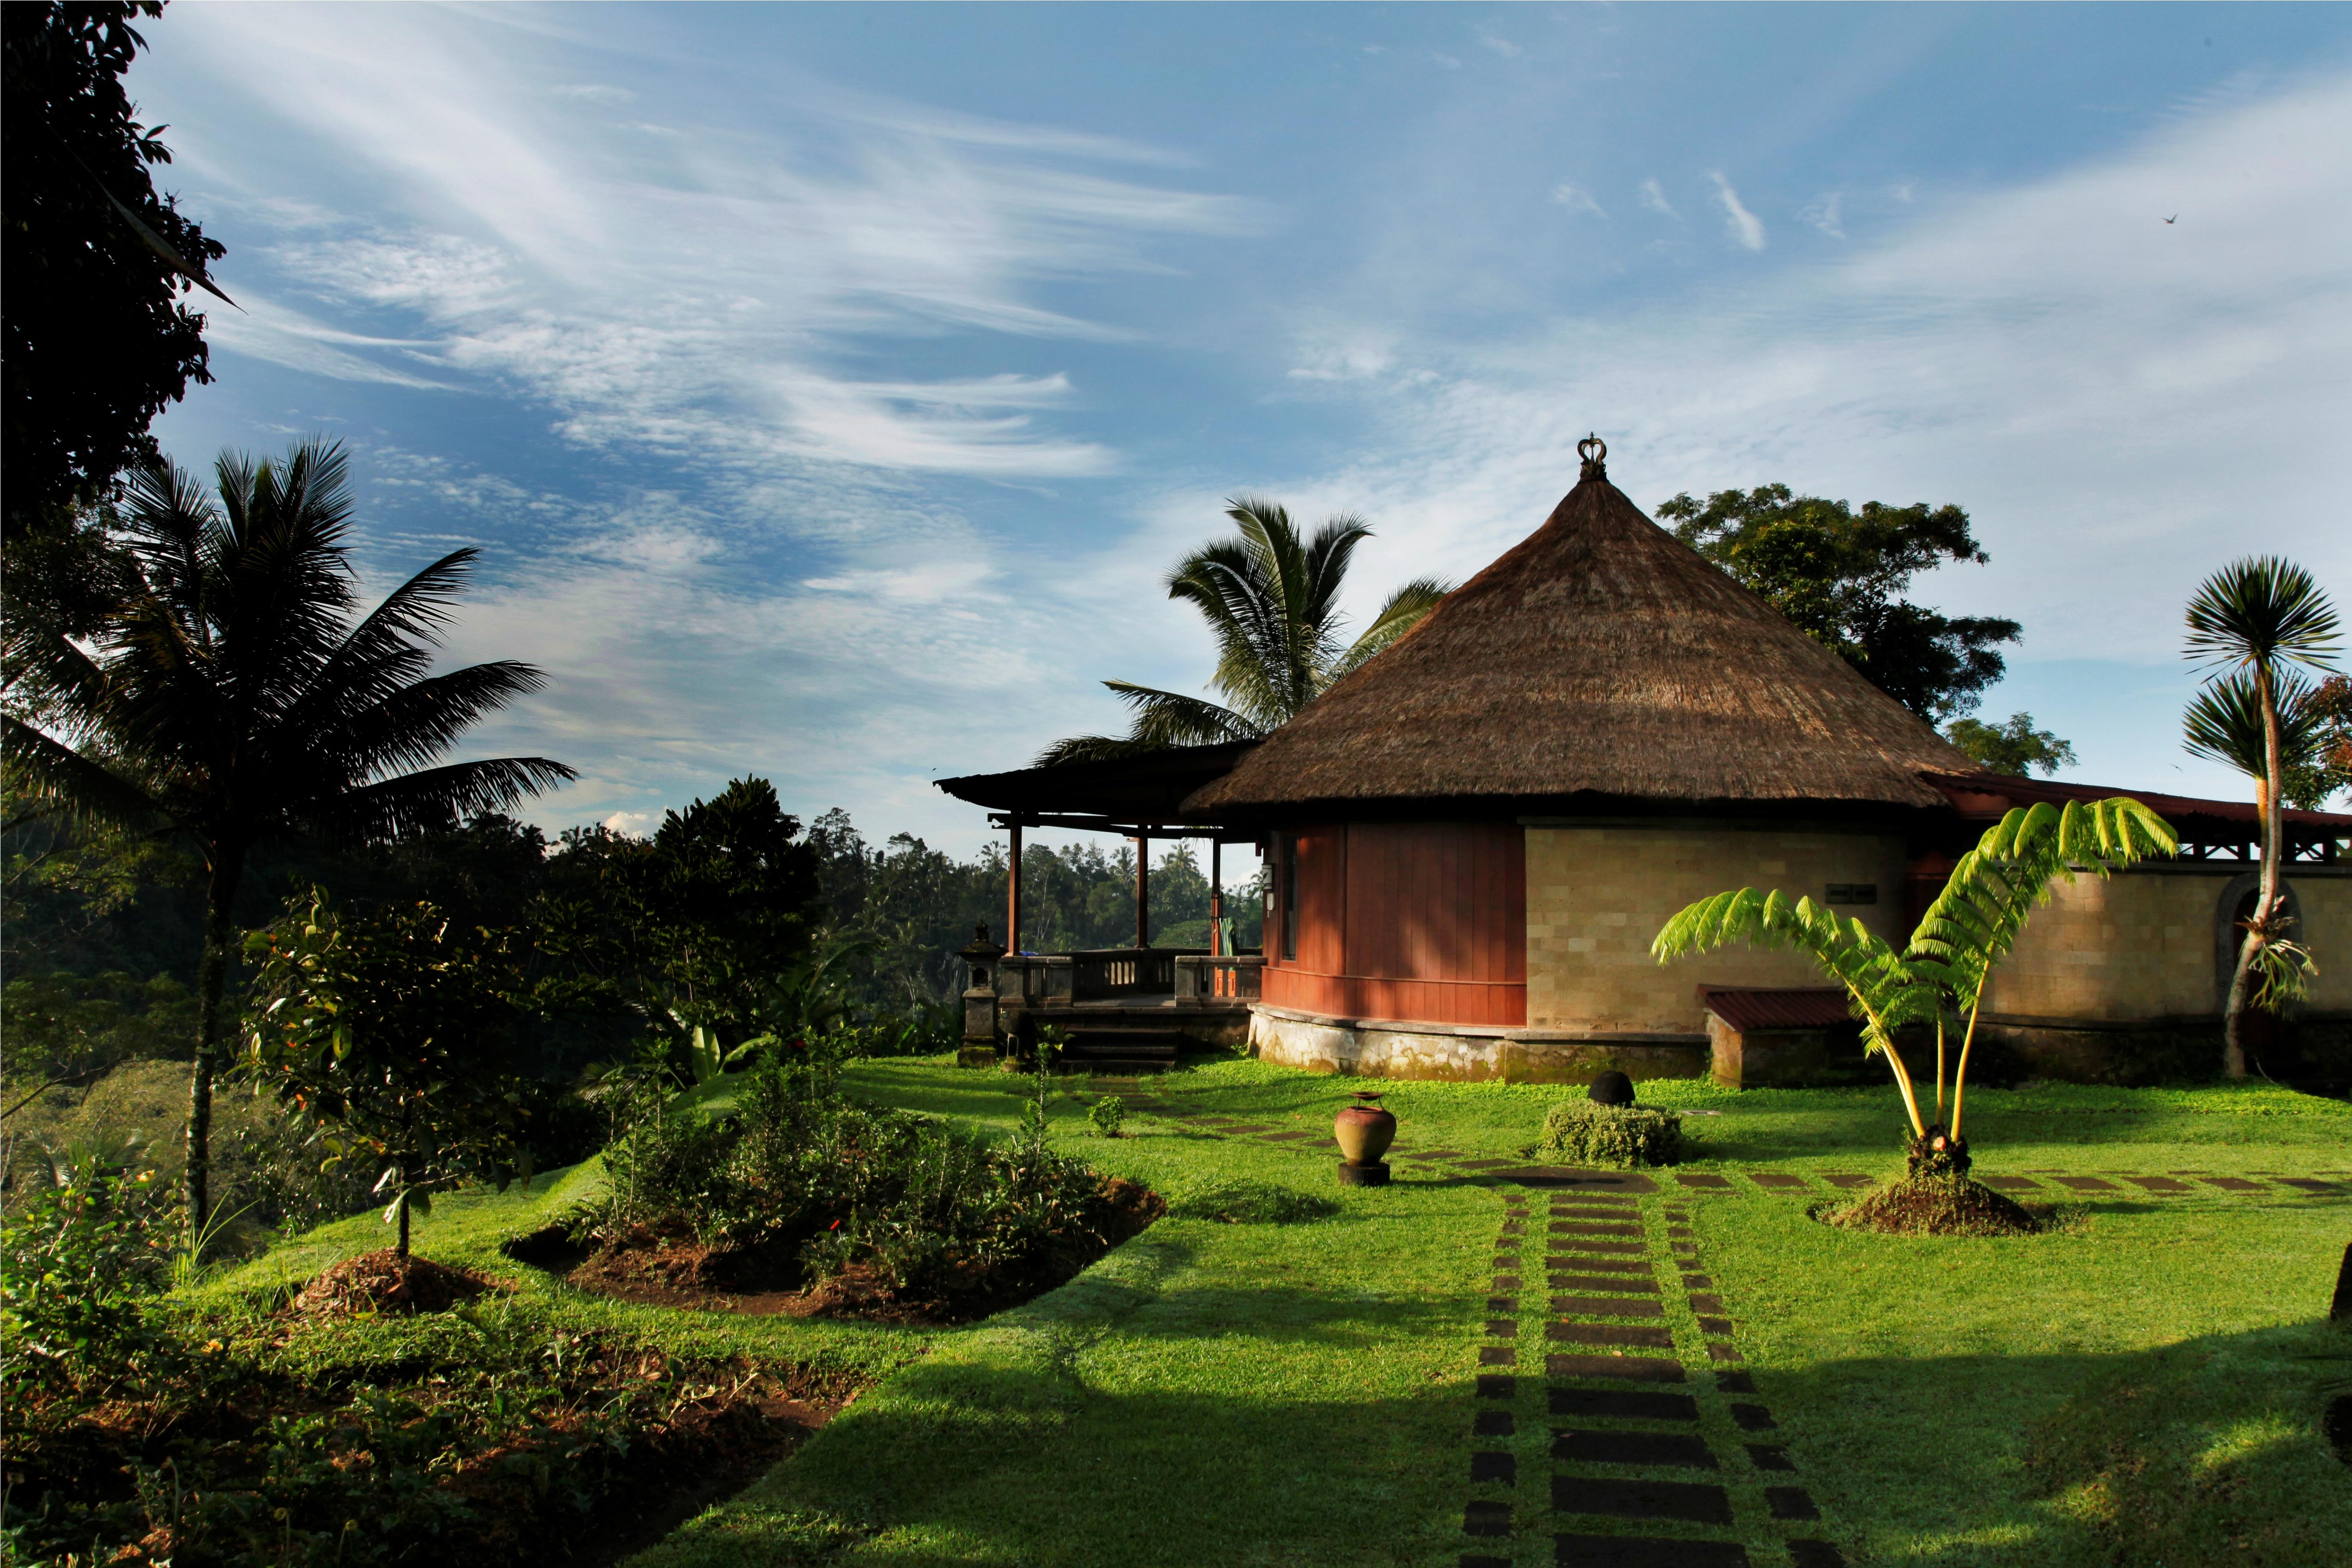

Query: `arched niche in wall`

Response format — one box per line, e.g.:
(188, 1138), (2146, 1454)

(2211, 869), (2304, 1014)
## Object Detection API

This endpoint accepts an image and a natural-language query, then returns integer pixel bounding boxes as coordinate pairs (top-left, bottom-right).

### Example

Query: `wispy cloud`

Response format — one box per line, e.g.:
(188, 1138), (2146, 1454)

(1637, 177), (1680, 221)
(165, 6), (1253, 482)
(1550, 184), (1608, 219)
(1476, 29), (1524, 60)
(1801, 192), (1844, 239)
(1709, 172), (1766, 250)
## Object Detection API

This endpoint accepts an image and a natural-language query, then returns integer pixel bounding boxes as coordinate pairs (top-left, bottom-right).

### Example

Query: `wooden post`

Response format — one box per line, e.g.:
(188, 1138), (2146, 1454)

(1006, 818), (1024, 955)
(1134, 830), (1150, 950)
(1209, 837), (1223, 957)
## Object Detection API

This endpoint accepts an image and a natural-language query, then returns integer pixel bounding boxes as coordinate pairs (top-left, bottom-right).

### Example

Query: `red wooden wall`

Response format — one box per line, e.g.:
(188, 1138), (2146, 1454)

(1264, 821), (1526, 1026)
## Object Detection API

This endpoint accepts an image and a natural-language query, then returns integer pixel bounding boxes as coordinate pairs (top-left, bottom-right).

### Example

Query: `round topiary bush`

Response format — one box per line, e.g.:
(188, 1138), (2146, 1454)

(1533, 1101), (1682, 1168)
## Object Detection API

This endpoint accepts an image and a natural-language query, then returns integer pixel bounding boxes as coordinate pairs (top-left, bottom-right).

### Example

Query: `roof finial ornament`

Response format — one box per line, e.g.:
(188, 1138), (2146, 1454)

(1577, 433), (1607, 481)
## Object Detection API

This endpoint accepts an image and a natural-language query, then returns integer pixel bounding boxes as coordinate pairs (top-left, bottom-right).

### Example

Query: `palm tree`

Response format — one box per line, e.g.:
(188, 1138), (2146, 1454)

(1, 438), (575, 1239)
(1038, 497), (1450, 765)
(1654, 799), (2175, 1177)
(2183, 558), (2340, 1077)
(2183, 669), (2327, 811)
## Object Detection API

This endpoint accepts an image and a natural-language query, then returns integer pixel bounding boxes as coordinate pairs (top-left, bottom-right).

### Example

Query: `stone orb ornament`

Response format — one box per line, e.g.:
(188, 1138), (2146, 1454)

(1588, 1070), (1636, 1108)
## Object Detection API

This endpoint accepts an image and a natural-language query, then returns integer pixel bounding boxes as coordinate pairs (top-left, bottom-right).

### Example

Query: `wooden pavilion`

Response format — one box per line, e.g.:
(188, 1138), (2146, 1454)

(940, 441), (2352, 1084)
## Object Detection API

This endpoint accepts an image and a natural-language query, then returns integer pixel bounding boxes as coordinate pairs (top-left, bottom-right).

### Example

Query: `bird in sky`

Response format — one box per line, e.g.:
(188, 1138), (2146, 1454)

(2164, 214), (2178, 224)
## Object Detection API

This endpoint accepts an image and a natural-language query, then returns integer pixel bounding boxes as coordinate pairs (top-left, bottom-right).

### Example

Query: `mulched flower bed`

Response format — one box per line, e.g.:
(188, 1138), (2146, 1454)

(538, 1175), (1166, 1325)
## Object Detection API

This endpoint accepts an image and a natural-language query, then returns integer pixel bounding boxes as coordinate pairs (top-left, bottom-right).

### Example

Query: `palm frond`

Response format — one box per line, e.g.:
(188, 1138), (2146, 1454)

(1331, 575), (1451, 680)
(1031, 734), (1168, 768)
(293, 661), (554, 788)
(1654, 886), (1935, 1134)
(1101, 684), (1260, 748)
(1030, 686), (1259, 767)
(2183, 669), (2323, 778)
(2184, 556), (2340, 673)
(0, 718), (169, 833)
(317, 757), (577, 842)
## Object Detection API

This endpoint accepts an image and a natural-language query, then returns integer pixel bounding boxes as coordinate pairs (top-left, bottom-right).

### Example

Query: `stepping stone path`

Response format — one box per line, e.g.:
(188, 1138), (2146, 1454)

(1462, 1181), (1849, 1567)
(1136, 1098), (2343, 1201)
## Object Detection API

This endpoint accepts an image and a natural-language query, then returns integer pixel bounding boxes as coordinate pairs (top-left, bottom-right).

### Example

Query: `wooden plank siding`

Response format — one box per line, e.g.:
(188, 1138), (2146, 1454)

(1263, 822), (1526, 1026)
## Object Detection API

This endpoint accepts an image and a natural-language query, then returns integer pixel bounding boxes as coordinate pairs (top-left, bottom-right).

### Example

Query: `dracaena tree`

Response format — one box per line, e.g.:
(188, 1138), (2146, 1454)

(1654, 799), (2175, 1180)
(0, 437), (574, 1241)
(1038, 498), (1449, 765)
(2183, 557), (2340, 1078)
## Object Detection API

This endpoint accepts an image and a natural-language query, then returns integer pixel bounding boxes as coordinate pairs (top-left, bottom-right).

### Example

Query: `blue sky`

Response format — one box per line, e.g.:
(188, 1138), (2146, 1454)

(134, 3), (2352, 853)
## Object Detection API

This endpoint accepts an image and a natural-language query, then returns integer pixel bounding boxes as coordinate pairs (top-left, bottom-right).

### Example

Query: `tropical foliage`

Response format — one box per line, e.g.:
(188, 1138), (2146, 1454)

(3, 0), (229, 534)
(1659, 482), (2024, 723)
(2, 437), (572, 1239)
(2182, 556), (2340, 1075)
(1039, 497), (1450, 765)
(1653, 798), (2177, 1168)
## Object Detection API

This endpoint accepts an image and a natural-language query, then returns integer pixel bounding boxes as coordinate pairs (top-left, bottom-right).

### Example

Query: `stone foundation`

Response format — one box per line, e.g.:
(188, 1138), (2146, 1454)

(1248, 1004), (1705, 1084)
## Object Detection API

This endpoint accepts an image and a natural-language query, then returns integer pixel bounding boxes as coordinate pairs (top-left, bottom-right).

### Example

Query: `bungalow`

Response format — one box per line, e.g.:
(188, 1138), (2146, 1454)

(940, 441), (2351, 1085)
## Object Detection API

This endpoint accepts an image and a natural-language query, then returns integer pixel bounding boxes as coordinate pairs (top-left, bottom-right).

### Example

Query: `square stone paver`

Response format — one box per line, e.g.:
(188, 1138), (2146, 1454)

(1552, 1429), (1717, 1469)
(1551, 1476), (1733, 1526)
(1551, 1322), (1675, 1349)
(1553, 1275), (1661, 1295)
(1554, 1536), (1751, 1568)
(1551, 1295), (1665, 1319)
(1547, 1354), (1685, 1383)
(1548, 1386), (1699, 1421)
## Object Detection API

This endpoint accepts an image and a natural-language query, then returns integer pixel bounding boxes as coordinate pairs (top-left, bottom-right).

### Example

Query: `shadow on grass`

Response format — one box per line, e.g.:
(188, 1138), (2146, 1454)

(1753, 1319), (2352, 1568)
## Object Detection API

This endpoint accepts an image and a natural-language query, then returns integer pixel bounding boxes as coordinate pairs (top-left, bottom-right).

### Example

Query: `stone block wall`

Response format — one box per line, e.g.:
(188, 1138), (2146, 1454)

(1524, 824), (1912, 1035)
(1987, 864), (2352, 1021)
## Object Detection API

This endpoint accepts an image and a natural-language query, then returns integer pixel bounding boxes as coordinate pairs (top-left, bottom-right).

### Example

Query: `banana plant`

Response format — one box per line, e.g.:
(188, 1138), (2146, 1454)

(1654, 797), (2176, 1172)
(1910, 799), (2175, 1144)
(1653, 888), (1944, 1140)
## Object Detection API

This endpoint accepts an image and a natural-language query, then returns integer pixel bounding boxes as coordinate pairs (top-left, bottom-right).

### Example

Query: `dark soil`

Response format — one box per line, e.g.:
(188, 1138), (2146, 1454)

(8, 1322), (865, 1568)
(1817, 1176), (2054, 1236)
(536, 1176), (1167, 1325)
(563, 1366), (857, 1568)
(290, 1248), (511, 1316)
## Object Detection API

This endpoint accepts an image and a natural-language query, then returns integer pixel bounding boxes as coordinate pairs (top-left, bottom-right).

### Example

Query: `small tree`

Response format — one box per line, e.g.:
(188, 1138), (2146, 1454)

(245, 889), (534, 1258)
(1944, 712), (2077, 778)
(1654, 799), (2175, 1175)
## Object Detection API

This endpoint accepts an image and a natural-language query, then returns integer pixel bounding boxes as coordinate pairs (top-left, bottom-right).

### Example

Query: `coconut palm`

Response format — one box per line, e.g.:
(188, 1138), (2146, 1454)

(1654, 798), (2175, 1177)
(2183, 557), (2340, 1077)
(1038, 497), (1450, 765)
(1, 438), (575, 1239)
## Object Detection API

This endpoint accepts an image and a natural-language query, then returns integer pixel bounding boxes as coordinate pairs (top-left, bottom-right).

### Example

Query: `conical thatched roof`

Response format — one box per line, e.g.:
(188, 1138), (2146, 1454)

(1186, 448), (1975, 815)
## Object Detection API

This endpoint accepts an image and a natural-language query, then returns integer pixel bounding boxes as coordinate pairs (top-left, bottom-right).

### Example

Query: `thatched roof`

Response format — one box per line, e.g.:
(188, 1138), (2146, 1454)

(1186, 448), (1976, 816)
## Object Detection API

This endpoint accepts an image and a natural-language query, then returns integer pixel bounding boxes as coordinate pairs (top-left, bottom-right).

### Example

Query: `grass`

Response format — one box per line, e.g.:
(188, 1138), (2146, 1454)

(199, 1056), (2352, 1567)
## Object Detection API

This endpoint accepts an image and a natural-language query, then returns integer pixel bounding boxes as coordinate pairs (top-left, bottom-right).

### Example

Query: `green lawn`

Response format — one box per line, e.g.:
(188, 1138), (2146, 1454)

(213, 1059), (2352, 1567)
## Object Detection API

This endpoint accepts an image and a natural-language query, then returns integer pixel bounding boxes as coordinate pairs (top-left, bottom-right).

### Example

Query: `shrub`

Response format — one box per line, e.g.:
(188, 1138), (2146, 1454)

(585, 1054), (1154, 1316)
(1088, 1095), (1127, 1138)
(1168, 1181), (1341, 1224)
(0, 1145), (174, 1386)
(1534, 1101), (1683, 1168)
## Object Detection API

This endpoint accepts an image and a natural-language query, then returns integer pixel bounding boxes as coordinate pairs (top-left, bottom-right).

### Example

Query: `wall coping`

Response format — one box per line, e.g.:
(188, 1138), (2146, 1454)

(1249, 1001), (1704, 1049)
